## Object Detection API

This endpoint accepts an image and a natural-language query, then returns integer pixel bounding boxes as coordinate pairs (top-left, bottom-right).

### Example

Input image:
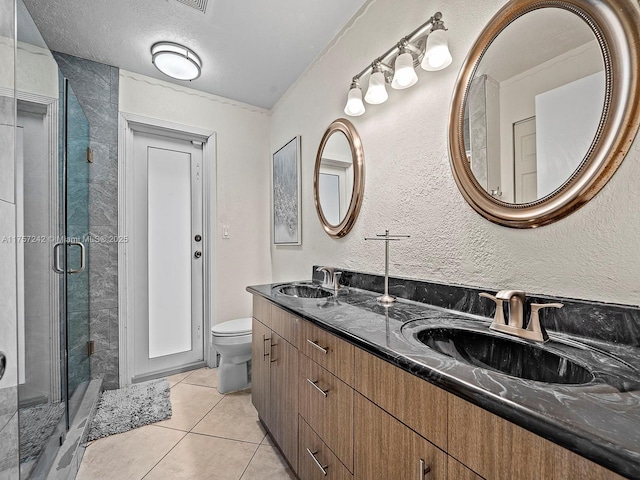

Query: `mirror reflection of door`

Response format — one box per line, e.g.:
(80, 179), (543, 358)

(319, 173), (340, 225)
(318, 131), (353, 226)
(462, 7), (605, 204)
(514, 117), (537, 203)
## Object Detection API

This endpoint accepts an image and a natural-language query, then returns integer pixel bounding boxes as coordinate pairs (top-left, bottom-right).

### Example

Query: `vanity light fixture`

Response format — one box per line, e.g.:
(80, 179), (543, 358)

(344, 12), (452, 116)
(422, 23), (453, 71)
(151, 42), (202, 81)
(344, 80), (366, 116)
(364, 62), (391, 104)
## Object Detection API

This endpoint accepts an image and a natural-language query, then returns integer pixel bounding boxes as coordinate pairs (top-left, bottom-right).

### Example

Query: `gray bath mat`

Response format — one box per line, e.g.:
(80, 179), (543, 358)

(88, 378), (172, 441)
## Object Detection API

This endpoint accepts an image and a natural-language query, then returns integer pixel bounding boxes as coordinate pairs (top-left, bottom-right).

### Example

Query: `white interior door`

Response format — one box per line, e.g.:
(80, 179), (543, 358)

(514, 117), (537, 203)
(132, 131), (204, 379)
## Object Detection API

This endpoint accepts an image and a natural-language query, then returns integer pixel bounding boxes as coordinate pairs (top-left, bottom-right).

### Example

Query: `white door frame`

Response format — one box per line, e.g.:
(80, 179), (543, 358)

(118, 112), (216, 386)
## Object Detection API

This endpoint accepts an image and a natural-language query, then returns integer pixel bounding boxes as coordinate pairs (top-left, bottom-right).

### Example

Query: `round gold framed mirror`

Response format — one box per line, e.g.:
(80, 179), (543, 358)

(314, 118), (365, 238)
(449, 0), (640, 228)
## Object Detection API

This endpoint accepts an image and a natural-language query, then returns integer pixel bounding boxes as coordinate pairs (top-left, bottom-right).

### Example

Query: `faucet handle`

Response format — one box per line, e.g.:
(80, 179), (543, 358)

(527, 302), (563, 342)
(479, 292), (505, 326)
(333, 271), (342, 293)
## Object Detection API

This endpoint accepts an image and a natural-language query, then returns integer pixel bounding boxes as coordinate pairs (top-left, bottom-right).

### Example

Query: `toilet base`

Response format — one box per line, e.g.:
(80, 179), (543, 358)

(217, 357), (251, 394)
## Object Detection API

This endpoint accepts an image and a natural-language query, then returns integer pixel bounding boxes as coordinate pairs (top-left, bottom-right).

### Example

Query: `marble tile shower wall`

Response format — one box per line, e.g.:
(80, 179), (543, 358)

(54, 53), (120, 389)
(0, 0), (19, 476)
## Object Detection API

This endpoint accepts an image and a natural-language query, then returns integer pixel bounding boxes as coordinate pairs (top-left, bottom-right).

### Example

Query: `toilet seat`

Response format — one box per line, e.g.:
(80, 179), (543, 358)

(212, 317), (252, 337)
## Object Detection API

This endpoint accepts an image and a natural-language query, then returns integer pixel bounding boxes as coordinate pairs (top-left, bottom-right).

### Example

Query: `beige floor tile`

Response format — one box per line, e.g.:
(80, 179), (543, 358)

(182, 367), (218, 388)
(261, 433), (274, 446)
(145, 433), (258, 480)
(76, 425), (185, 480)
(155, 383), (224, 432)
(192, 390), (266, 443)
(240, 444), (296, 480)
(166, 370), (193, 387)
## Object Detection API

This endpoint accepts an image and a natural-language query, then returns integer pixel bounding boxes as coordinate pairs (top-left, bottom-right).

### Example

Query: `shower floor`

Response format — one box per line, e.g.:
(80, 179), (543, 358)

(19, 402), (65, 463)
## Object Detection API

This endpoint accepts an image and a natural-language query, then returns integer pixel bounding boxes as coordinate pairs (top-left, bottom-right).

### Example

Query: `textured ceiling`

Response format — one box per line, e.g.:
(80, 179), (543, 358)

(22, 0), (368, 109)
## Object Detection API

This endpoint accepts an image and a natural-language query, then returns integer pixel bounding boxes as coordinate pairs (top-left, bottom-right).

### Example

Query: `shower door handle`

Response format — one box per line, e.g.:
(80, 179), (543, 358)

(53, 241), (86, 274)
(53, 242), (64, 274)
(67, 241), (86, 274)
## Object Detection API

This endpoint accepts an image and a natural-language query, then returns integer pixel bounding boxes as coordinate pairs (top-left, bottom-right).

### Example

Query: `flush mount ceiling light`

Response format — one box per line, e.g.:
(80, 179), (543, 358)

(151, 42), (202, 81)
(344, 12), (452, 116)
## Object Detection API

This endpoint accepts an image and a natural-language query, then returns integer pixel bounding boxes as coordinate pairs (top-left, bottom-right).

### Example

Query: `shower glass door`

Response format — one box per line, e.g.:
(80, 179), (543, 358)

(63, 79), (91, 404)
(15, 0), (91, 471)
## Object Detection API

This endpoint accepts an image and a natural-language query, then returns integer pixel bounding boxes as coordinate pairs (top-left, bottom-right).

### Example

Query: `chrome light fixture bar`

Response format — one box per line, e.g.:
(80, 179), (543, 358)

(151, 42), (202, 81)
(344, 12), (452, 116)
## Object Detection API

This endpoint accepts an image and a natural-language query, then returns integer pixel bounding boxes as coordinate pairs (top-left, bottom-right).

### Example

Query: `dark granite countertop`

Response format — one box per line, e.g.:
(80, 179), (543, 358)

(247, 282), (640, 479)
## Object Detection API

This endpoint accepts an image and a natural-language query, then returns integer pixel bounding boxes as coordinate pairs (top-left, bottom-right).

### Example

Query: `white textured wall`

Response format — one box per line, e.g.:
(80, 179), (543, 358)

(119, 71), (272, 324)
(269, 0), (640, 306)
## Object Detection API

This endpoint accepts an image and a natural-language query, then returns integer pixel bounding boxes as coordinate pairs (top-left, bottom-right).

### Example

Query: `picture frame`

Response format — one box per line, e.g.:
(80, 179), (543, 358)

(273, 136), (301, 245)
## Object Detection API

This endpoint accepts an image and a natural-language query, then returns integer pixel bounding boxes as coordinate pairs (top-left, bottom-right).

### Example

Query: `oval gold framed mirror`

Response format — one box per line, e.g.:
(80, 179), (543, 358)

(449, 0), (640, 228)
(314, 118), (365, 238)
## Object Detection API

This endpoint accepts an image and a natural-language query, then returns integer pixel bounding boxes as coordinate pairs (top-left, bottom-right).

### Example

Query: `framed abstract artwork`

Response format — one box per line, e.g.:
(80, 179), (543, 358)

(273, 136), (301, 245)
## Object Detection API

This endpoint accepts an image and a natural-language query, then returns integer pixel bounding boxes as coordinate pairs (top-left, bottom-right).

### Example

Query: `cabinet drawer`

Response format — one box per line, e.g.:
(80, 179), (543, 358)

(448, 395), (624, 480)
(270, 304), (300, 347)
(299, 353), (354, 471)
(354, 347), (448, 451)
(299, 319), (354, 385)
(299, 416), (353, 480)
(253, 295), (271, 328)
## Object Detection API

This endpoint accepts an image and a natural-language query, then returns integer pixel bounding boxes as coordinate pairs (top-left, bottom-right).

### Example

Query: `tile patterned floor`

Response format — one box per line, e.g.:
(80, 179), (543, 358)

(77, 368), (296, 480)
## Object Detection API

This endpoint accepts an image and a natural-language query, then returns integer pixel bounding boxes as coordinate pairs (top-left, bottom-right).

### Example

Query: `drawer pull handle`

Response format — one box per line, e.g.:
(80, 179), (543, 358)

(270, 342), (277, 363)
(306, 378), (329, 397)
(307, 339), (328, 354)
(306, 448), (328, 476)
(419, 459), (431, 480)
(262, 335), (271, 360)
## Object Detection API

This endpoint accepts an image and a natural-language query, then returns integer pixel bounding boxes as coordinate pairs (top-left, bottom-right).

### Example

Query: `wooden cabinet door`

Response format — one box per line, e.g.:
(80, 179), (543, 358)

(448, 457), (483, 480)
(448, 395), (624, 480)
(354, 392), (447, 480)
(251, 317), (271, 427)
(269, 332), (299, 469)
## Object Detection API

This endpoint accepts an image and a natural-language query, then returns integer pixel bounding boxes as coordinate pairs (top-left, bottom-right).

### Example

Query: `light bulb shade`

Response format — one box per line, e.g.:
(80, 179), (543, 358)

(151, 42), (202, 80)
(364, 71), (388, 104)
(344, 85), (366, 116)
(421, 29), (452, 71)
(391, 51), (418, 89)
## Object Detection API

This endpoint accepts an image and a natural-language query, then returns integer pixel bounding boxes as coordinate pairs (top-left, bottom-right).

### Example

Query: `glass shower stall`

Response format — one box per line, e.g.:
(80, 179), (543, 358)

(15, 0), (92, 476)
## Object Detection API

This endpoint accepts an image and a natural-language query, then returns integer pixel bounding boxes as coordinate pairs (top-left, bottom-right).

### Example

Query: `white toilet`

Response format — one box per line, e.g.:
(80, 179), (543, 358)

(211, 317), (253, 394)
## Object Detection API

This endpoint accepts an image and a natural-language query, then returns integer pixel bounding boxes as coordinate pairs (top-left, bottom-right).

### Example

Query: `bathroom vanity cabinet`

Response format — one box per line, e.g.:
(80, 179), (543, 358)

(251, 296), (299, 469)
(251, 294), (624, 480)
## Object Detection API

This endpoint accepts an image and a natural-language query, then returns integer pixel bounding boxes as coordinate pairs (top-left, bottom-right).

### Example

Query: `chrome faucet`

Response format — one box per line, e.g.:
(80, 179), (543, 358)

(316, 266), (333, 287)
(480, 290), (563, 343)
(496, 290), (526, 329)
(316, 266), (342, 295)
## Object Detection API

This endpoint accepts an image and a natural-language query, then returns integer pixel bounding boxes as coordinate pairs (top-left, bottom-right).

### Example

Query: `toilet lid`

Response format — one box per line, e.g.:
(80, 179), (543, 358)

(212, 317), (252, 336)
